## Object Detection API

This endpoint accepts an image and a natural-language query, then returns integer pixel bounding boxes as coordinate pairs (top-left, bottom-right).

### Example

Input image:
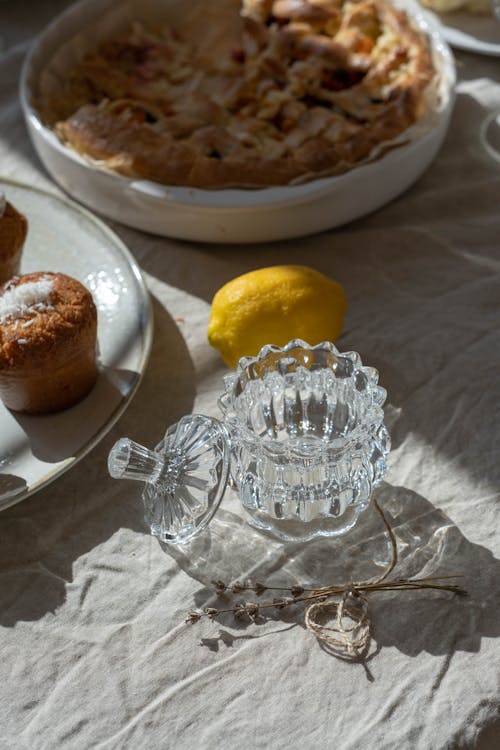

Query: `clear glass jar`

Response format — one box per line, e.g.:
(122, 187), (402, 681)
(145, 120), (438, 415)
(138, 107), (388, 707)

(108, 341), (390, 543)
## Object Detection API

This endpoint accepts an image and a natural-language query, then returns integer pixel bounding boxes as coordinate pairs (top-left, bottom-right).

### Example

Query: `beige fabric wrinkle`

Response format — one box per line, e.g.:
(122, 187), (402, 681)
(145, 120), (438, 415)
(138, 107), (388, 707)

(0, 3), (499, 749)
(92, 637), (265, 750)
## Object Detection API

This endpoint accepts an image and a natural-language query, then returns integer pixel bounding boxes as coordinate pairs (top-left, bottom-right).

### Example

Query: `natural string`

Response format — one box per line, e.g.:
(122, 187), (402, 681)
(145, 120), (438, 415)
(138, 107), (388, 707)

(303, 498), (464, 658)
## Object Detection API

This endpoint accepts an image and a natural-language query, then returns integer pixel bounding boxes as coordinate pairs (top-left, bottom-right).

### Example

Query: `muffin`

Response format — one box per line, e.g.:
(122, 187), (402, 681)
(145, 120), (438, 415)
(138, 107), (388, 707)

(0, 271), (98, 414)
(0, 193), (28, 283)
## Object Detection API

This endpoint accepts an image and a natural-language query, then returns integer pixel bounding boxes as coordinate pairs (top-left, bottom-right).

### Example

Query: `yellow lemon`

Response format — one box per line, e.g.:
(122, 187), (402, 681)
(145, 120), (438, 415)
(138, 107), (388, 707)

(208, 265), (346, 368)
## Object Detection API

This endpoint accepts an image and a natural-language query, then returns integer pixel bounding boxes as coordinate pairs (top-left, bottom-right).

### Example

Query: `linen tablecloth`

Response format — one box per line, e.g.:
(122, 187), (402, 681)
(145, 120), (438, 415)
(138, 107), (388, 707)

(1, 3), (499, 748)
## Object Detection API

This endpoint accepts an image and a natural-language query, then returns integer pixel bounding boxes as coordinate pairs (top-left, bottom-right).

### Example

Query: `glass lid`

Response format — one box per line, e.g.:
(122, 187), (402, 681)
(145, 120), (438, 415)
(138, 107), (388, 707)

(108, 414), (231, 544)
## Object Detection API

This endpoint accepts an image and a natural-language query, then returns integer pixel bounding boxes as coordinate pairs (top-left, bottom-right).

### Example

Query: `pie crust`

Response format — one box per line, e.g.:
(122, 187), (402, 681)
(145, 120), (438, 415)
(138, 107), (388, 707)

(42, 0), (437, 188)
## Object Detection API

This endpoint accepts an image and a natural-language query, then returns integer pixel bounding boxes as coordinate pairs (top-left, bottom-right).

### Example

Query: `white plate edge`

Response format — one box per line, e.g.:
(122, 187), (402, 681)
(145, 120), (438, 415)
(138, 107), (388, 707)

(0, 177), (154, 512)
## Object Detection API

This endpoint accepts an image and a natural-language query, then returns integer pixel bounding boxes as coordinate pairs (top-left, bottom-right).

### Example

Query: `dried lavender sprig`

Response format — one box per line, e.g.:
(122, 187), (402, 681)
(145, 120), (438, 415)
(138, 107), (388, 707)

(211, 574), (465, 600)
(186, 572), (466, 625)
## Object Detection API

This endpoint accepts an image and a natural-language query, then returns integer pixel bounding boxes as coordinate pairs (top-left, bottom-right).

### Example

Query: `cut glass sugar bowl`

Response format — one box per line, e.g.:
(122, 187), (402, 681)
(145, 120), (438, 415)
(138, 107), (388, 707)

(108, 340), (391, 543)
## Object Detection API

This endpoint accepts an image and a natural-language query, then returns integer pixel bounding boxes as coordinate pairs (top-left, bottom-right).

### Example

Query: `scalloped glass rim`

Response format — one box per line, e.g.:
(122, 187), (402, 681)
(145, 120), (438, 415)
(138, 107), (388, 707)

(219, 340), (387, 452)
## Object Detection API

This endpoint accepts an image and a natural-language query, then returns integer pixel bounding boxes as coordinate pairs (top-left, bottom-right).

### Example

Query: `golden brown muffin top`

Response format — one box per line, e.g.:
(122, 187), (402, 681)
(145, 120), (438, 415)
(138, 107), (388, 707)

(0, 271), (97, 369)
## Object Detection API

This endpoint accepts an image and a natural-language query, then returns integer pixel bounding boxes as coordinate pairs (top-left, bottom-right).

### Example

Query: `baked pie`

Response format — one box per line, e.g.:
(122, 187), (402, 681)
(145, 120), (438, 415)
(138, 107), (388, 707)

(42, 0), (437, 188)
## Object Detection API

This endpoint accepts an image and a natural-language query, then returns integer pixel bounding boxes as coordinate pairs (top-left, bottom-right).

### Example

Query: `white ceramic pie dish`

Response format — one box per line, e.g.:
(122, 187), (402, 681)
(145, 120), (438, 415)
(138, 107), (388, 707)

(20, 0), (456, 244)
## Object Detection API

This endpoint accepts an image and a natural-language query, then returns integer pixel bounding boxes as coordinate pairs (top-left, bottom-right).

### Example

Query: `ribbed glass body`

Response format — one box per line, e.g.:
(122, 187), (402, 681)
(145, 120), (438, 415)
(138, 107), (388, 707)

(219, 341), (390, 541)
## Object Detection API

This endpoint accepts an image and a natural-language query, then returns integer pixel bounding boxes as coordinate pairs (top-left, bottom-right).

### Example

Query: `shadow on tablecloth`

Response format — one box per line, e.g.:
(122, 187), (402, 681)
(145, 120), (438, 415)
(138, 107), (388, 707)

(164, 482), (500, 660)
(0, 295), (195, 626)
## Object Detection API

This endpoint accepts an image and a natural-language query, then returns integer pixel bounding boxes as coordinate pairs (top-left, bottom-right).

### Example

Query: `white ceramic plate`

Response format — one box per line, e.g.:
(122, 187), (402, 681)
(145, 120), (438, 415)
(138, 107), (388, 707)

(20, 0), (456, 243)
(432, 10), (500, 55)
(0, 179), (153, 511)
